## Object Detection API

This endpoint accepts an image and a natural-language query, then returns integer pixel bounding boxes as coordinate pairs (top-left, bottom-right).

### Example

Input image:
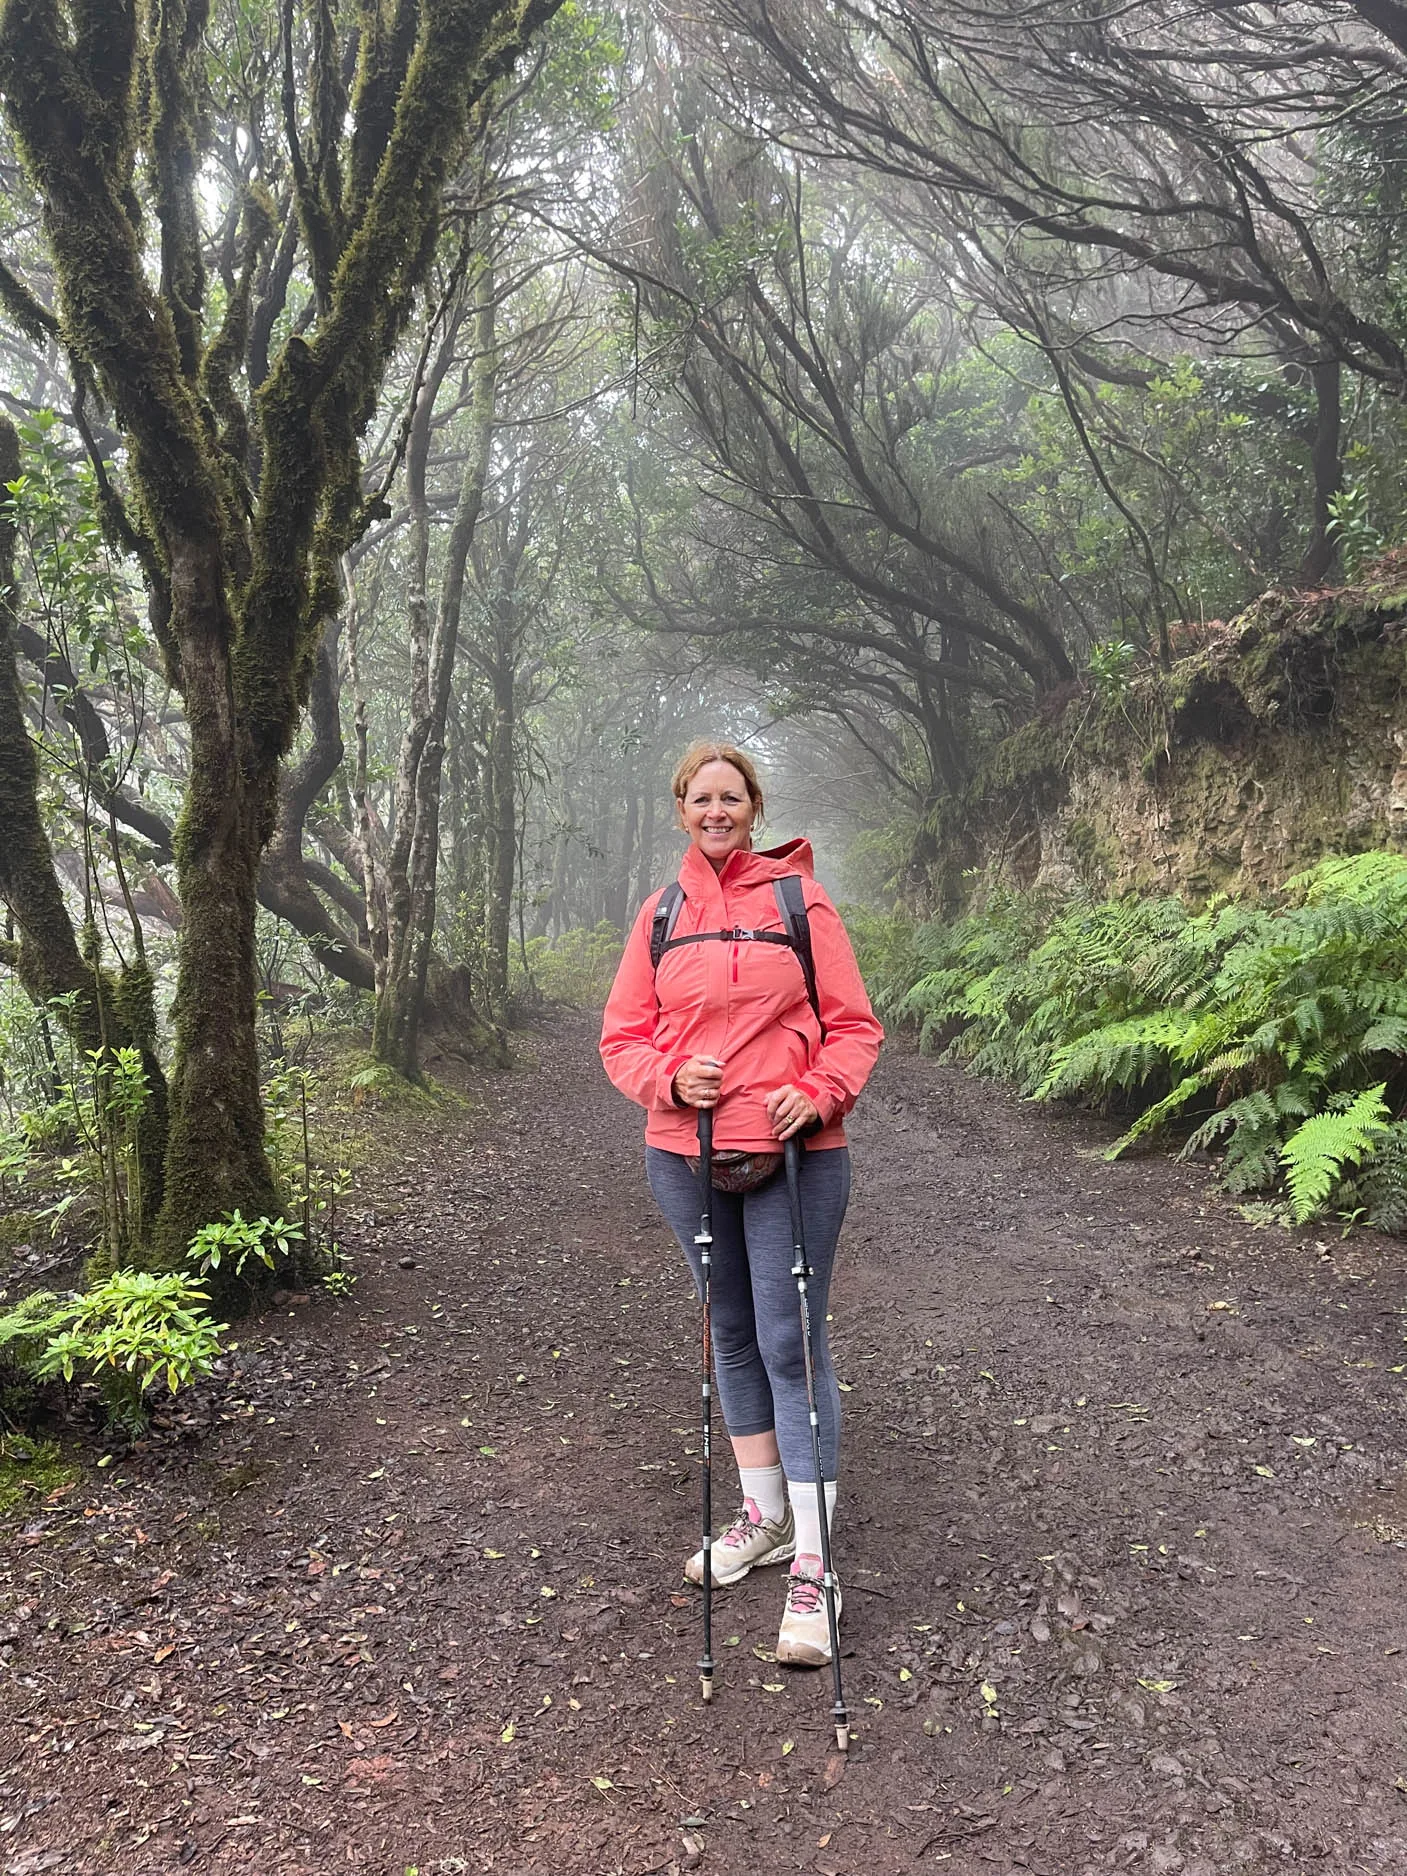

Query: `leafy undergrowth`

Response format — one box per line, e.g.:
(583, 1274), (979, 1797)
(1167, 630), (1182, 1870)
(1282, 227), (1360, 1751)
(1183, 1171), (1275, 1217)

(511, 921), (624, 1008)
(861, 850), (1407, 1228)
(0, 1024), (430, 1447)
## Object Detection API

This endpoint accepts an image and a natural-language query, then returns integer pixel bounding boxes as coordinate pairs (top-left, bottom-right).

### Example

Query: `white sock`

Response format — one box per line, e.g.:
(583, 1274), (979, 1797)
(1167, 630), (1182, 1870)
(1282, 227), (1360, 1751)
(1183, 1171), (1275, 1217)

(786, 1479), (838, 1563)
(738, 1463), (786, 1524)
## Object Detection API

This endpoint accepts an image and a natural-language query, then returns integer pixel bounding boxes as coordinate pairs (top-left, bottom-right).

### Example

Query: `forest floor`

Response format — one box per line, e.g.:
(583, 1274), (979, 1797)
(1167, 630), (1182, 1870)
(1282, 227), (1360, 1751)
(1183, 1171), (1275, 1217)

(2, 1014), (1407, 1876)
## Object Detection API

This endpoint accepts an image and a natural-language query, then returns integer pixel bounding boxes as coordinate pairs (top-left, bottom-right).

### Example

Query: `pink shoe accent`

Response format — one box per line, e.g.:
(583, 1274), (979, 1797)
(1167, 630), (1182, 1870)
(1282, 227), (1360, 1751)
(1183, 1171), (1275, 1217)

(787, 1556), (825, 1613)
(720, 1498), (763, 1550)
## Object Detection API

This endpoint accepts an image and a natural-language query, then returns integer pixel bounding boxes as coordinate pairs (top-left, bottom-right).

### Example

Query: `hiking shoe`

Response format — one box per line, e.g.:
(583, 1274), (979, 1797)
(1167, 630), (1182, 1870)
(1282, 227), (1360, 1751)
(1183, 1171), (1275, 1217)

(776, 1557), (841, 1667)
(684, 1499), (795, 1588)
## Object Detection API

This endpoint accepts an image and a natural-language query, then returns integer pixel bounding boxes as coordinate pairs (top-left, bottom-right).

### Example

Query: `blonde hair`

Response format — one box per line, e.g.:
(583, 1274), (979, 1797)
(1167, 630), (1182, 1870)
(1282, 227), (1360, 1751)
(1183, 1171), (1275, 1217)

(671, 740), (765, 826)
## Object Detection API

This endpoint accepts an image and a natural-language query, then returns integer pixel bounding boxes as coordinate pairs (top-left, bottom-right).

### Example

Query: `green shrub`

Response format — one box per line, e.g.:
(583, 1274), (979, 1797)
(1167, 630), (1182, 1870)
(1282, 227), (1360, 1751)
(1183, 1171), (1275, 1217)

(262, 1061), (354, 1272)
(512, 923), (625, 1007)
(0, 1270), (226, 1435)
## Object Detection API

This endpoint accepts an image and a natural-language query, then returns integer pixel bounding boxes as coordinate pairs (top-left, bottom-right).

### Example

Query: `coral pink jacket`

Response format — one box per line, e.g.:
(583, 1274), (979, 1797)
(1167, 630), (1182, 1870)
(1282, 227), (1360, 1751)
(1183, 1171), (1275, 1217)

(600, 838), (884, 1155)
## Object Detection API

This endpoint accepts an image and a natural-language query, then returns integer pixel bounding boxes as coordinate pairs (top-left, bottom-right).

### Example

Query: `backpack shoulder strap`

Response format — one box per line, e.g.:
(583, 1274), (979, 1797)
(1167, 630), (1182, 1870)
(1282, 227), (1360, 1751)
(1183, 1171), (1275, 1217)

(649, 882), (686, 972)
(773, 875), (821, 1030)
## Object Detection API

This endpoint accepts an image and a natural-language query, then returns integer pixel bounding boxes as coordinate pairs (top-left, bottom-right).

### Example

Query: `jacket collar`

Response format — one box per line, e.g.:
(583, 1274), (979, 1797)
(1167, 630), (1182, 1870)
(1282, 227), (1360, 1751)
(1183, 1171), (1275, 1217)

(678, 836), (815, 905)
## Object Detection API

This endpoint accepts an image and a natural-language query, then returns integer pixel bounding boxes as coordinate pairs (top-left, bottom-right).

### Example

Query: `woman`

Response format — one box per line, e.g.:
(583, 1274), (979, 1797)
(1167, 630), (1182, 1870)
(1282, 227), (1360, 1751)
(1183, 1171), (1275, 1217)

(600, 741), (883, 1666)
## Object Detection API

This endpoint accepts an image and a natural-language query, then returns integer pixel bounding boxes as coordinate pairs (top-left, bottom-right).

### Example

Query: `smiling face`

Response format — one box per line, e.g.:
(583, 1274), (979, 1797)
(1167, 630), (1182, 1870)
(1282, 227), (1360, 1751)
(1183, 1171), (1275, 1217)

(678, 759), (756, 868)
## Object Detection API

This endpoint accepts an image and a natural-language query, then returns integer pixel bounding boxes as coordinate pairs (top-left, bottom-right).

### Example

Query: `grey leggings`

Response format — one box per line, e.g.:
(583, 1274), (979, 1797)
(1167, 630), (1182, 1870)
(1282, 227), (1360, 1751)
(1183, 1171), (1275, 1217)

(646, 1145), (851, 1482)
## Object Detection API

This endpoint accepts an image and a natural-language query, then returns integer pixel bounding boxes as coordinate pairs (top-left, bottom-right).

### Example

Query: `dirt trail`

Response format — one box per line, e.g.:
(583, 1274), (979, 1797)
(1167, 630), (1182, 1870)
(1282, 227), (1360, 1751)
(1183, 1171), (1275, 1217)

(2, 1014), (1407, 1876)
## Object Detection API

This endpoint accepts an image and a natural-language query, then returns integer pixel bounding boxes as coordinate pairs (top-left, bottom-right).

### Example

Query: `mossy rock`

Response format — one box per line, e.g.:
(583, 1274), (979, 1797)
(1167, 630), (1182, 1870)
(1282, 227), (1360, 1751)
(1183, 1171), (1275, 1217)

(0, 1435), (78, 1517)
(970, 713), (1067, 803)
(335, 1053), (461, 1112)
(0, 1210), (41, 1260)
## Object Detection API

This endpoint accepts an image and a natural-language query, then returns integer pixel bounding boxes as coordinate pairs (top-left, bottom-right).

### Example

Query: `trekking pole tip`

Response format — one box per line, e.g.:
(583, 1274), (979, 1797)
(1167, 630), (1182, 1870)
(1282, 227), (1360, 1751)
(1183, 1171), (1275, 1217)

(834, 1717), (850, 1752)
(700, 1672), (714, 1703)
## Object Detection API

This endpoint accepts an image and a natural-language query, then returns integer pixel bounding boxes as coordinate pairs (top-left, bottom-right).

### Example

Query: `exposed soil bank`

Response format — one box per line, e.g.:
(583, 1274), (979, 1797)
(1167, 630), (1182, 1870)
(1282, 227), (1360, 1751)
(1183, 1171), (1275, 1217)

(940, 553), (1407, 908)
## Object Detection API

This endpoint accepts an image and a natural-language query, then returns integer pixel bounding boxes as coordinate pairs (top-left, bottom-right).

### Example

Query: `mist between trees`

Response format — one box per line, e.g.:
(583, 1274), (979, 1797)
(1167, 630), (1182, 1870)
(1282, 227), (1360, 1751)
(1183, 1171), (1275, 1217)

(1, 0), (1405, 1266)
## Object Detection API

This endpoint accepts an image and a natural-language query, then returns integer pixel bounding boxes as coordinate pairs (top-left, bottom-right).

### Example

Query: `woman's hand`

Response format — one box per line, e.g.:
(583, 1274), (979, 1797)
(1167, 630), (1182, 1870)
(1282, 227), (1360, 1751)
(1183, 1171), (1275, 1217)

(765, 1083), (821, 1140)
(672, 1055), (724, 1108)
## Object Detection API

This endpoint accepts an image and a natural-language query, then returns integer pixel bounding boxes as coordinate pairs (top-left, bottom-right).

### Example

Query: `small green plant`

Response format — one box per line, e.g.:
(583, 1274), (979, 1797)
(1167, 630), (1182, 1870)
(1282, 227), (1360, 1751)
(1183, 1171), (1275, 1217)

(21, 1020), (154, 1261)
(263, 1063), (349, 1270)
(188, 1209), (304, 1279)
(1326, 482), (1383, 581)
(1087, 638), (1137, 701)
(36, 1154), (92, 1238)
(1237, 1199), (1294, 1229)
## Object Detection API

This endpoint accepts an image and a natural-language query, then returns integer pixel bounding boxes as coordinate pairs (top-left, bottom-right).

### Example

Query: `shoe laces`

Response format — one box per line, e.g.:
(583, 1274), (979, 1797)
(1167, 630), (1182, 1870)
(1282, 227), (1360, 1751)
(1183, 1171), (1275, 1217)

(786, 1569), (824, 1615)
(719, 1503), (761, 1551)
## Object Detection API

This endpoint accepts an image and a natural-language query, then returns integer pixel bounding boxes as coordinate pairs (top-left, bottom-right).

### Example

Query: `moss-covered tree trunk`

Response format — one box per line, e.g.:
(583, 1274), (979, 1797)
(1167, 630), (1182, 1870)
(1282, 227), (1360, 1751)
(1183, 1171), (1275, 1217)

(161, 590), (282, 1238)
(0, 420), (94, 1019)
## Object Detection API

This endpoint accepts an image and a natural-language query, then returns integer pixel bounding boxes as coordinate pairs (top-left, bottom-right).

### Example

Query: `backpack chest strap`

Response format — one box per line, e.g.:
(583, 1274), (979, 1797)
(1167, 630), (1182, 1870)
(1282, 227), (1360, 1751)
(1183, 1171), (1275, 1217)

(659, 928), (794, 951)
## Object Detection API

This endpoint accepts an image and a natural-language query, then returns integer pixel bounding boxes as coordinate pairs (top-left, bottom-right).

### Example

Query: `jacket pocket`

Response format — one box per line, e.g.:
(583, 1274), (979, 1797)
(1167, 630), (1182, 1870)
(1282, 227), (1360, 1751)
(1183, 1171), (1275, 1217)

(779, 1013), (818, 1074)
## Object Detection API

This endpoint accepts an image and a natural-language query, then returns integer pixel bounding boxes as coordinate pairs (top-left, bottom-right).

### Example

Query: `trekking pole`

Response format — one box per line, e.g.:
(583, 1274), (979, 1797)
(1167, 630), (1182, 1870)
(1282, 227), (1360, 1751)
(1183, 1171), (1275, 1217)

(695, 1104), (715, 1704)
(783, 1134), (849, 1751)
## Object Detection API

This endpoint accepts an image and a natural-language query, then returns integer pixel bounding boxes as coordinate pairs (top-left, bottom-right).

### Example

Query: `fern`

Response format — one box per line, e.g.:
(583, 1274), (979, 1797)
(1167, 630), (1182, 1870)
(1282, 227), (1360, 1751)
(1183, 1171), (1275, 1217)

(1337, 1121), (1407, 1233)
(1281, 1085), (1391, 1223)
(1284, 851), (1407, 905)
(1036, 1010), (1200, 1100)
(0, 1289), (66, 1385)
(1184, 1089), (1287, 1192)
(0, 1290), (63, 1351)
(870, 852), (1407, 1227)
(1360, 1015), (1407, 1057)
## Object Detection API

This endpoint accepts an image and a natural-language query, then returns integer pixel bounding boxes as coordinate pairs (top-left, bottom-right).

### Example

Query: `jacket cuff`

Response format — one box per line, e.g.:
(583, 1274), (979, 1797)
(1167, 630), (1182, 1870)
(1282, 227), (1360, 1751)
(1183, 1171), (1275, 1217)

(659, 1054), (692, 1108)
(796, 1076), (833, 1123)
